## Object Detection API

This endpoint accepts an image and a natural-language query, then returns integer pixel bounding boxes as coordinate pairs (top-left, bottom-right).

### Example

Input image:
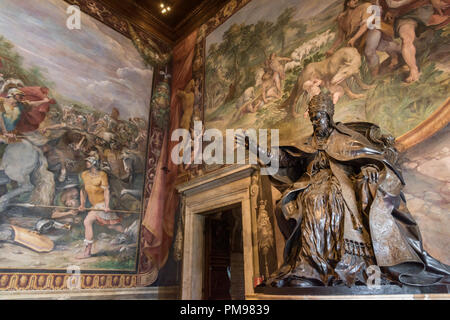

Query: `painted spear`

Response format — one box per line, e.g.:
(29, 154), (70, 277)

(8, 203), (141, 214)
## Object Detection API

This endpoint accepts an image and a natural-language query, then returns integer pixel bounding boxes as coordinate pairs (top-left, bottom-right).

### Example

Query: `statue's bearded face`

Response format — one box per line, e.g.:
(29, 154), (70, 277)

(310, 111), (330, 138)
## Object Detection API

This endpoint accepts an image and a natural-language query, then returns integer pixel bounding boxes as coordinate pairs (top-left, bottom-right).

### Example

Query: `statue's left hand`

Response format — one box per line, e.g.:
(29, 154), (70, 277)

(361, 165), (379, 184)
(235, 133), (249, 149)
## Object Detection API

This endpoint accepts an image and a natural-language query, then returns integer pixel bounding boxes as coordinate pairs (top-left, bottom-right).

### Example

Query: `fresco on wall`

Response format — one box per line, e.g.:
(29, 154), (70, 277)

(0, 0), (153, 272)
(399, 125), (450, 265)
(205, 0), (450, 144)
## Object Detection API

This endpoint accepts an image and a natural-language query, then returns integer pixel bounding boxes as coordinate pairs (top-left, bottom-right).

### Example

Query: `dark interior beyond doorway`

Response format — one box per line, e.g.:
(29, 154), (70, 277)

(203, 207), (245, 300)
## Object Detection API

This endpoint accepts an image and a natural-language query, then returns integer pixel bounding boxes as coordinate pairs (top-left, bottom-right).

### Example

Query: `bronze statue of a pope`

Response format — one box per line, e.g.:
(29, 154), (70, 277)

(239, 92), (449, 287)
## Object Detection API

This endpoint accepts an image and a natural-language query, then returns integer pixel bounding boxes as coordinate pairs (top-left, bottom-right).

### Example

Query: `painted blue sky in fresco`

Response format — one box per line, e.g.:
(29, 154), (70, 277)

(0, 0), (153, 119)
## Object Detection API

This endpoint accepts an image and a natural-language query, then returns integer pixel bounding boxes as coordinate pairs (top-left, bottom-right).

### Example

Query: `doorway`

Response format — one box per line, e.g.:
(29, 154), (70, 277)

(203, 206), (245, 300)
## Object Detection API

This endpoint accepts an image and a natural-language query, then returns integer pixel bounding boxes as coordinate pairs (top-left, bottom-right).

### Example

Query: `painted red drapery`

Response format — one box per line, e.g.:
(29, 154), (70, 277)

(16, 86), (55, 133)
(139, 30), (198, 283)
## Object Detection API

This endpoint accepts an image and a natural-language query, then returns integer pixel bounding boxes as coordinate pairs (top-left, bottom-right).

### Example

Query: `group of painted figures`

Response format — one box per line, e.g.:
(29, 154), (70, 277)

(232, 0), (449, 119)
(286, 0), (450, 117)
(0, 72), (147, 258)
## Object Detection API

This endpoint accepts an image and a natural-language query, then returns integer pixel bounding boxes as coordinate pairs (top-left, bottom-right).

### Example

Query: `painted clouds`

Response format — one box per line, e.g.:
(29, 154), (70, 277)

(0, 0), (153, 119)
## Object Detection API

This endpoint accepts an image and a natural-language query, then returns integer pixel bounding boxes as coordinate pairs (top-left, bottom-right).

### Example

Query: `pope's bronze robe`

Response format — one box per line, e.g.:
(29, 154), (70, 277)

(269, 122), (449, 287)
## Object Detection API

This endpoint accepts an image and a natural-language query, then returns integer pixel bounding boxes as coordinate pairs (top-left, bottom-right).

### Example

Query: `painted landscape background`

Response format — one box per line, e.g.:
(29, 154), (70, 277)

(204, 0), (449, 266)
(0, 0), (153, 271)
(205, 0), (450, 144)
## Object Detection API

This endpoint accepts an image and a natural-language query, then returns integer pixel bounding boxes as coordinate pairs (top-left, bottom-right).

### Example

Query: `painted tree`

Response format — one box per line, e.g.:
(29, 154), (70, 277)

(293, 21), (307, 41)
(252, 20), (275, 60)
(205, 7), (302, 104)
(218, 23), (255, 102)
(205, 43), (228, 109)
(272, 7), (296, 54)
(0, 35), (52, 88)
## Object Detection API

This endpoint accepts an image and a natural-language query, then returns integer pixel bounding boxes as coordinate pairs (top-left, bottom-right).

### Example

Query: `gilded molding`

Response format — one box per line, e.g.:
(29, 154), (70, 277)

(396, 98), (450, 152)
(0, 273), (137, 291)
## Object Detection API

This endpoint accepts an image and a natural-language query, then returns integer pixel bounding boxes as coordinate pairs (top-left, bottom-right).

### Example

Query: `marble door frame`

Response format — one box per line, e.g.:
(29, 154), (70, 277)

(176, 165), (259, 300)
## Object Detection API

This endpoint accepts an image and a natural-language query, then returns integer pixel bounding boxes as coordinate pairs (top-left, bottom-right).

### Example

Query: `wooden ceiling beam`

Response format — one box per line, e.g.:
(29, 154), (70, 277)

(96, 0), (176, 45)
(68, 0), (229, 47)
(98, 0), (229, 46)
(173, 0), (229, 43)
